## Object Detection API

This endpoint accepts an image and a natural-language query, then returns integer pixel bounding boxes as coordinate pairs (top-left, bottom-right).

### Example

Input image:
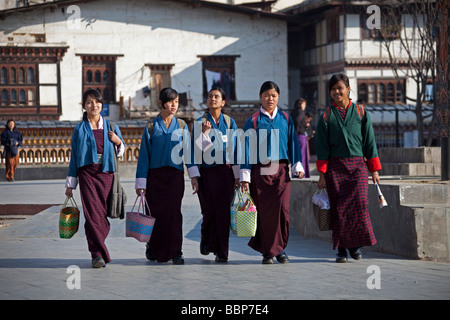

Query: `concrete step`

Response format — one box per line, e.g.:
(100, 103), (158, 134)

(381, 162), (441, 176)
(379, 147), (441, 164)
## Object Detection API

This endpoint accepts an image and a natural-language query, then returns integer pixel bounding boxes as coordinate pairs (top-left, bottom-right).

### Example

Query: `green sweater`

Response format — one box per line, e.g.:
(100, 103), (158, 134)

(315, 102), (381, 173)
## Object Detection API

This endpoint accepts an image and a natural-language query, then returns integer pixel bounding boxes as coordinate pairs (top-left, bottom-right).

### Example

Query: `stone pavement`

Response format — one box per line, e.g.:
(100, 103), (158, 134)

(0, 178), (449, 302)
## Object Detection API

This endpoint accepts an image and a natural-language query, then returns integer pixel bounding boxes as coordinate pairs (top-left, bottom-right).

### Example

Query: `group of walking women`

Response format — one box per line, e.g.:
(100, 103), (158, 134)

(64, 73), (381, 268)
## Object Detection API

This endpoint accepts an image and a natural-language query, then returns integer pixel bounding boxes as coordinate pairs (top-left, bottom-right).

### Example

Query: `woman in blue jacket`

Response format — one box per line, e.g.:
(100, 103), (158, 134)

(65, 89), (125, 268)
(135, 87), (199, 265)
(1, 119), (23, 182)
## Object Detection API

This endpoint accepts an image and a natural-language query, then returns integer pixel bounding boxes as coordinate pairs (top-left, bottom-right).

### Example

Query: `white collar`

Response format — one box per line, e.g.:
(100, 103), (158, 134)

(88, 115), (104, 129)
(260, 106), (278, 120)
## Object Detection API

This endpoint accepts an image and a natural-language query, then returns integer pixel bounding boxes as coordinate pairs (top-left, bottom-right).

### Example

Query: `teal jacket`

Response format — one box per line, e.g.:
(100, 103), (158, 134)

(67, 117), (124, 177)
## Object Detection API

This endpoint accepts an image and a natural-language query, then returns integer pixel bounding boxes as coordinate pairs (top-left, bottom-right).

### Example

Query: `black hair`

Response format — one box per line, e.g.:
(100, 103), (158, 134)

(328, 74), (350, 92)
(208, 87), (227, 101)
(259, 81), (280, 96)
(82, 89), (103, 108)
(159, 87), (179, 107)
(294, 98), (306, 109)
(5, 119), (17, 131)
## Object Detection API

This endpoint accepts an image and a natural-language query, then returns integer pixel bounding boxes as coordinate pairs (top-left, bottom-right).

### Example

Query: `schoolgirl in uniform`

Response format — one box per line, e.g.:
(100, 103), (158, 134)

(135, 87), (199, 265)
(65, 89), (125, 268)
(315, 74), (381, 263)
(192, 87), (240, 262)
(240, 81), (305, 264)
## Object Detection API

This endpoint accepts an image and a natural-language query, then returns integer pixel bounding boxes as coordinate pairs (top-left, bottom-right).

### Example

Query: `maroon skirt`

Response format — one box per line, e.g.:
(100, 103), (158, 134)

(78, 164), (113, 263)
(197, 164), (235, 258)
(146, 166), (185, 263)
(248, 161), (291, 257)
(325, 157), (377, 250)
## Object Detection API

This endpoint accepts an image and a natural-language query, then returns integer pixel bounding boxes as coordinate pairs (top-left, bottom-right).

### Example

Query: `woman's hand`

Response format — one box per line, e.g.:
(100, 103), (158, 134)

(240, 181), (249, 193)
(296, 171), (305, 179)
(317, 172), (326, 189)
(234, 178), (240, 189)
(65, 187), (73, 198)
(372, 171), (380, 185)
(191, 177), (199, 194)
(202, 121), (212, 135)
(108, 130), (122, 146)
(136, 188), (145, 197)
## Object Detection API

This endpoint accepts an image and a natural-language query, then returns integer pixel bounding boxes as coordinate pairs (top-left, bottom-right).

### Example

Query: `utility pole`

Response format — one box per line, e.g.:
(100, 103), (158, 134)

(437, 0), (450, 180)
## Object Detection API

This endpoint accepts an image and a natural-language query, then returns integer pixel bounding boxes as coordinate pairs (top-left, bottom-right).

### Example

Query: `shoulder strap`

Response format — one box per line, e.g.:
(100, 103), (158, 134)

(252, 111), (260, 130)
(109, 121), (115, 131)
(281, 111), (290, 125)
(322, 107), (331, 123)
(177, 118), (186, 133)
(222, 114), (231, 129)
(356, 104), (365, 121)
(146, 121), (155, 139)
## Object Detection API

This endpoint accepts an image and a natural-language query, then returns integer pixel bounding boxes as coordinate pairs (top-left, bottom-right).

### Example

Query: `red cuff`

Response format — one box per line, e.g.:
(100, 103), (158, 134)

(316, 160), (328, 174)
(366, 157), (382, 173)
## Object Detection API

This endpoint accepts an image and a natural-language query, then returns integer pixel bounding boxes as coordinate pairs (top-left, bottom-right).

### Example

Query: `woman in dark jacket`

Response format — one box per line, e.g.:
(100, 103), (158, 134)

(1, 119), (23, 182)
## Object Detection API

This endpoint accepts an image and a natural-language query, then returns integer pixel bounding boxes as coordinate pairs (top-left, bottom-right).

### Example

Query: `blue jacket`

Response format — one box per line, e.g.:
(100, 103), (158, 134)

(67, 118), (124, 177)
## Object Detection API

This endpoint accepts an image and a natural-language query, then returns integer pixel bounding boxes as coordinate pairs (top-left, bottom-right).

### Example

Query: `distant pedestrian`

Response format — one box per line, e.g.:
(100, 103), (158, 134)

(315, 74), (381, 263)
(240, 81), (305, 264)
(192, 87), (240, 262)
(135, 87), (198, 265)
(65, 89), (125, 268)
(1, 119), (23, 182)
(290, 98), (310, 177)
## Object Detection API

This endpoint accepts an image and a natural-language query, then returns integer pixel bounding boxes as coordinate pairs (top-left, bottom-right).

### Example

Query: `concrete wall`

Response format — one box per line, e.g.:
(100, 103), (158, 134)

(290, 179), (450, 262)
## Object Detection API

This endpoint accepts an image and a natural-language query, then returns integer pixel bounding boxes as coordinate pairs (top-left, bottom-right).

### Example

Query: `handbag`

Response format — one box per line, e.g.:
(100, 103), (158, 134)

(230, 187), (242, 235)
(59, 196), (80, 239)
(107, 122), (127, 219)
(235, 192), (257, 237)
(312, 189), (331, 231)
(126, 193), (156, 243)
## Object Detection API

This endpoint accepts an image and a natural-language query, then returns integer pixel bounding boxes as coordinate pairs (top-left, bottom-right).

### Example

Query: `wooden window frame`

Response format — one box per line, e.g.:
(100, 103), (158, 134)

(357, 79), (406, 104)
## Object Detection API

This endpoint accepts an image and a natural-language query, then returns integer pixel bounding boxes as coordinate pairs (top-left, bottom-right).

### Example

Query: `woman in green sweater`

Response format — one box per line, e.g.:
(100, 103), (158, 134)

(315, 74), (381, 263)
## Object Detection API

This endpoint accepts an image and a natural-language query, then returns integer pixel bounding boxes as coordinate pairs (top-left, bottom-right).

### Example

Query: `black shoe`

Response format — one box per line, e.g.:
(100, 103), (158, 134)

(276, 252), (289, 264)
(215, 255), (228, 263)
(336, 247), (348, 263)
(172, 255), (185, 265)
(200, 240), (210, 256)
(262, 256), (274, 264)
(145, 244), (156, 261)
(92, 256), (106, 268)
(349, 247), (363, 260)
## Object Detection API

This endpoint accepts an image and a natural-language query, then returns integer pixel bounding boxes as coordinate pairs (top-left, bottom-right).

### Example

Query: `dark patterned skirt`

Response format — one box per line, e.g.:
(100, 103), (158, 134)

(248, 161), (291, 257)
(78, 164), (113, 263)
(325, 157), (377, 250)
(146, 166), (185, 263)
(197, 164), (235, 258)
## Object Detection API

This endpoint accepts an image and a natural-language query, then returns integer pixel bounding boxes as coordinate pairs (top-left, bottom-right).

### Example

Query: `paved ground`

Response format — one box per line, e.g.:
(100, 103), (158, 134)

(0, 178), (449, 304)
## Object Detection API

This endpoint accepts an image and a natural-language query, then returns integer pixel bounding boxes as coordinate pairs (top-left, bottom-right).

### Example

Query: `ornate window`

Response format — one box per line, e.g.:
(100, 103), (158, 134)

(79, 54), (122, 103)
(0, 46), (67, 121)
(358, 79), (406, 104)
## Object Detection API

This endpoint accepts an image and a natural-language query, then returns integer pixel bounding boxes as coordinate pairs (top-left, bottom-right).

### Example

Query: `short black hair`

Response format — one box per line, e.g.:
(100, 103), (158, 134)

(259, 81), (280, 96)
(159, 87), (179, 106)
(328, 74), (350, 92)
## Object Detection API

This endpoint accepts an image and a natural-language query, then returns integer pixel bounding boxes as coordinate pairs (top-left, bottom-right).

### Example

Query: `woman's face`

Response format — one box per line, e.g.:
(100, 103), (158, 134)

(207, 90), (225, 110)
(7, 121), (15, 130)
(260, 89), (279, 113)
(161, 97), (179, 115)
(330, 81), (350, 104)
(84, 95), (102, 117)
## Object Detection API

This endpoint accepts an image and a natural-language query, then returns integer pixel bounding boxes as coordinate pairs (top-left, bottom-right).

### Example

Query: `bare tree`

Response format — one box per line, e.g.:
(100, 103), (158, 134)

(379, 0), (438, 146)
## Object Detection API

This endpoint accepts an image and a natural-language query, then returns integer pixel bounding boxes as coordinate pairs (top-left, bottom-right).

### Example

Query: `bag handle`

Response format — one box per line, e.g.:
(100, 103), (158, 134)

(63, 196), (79, 209)
(236, 191), (255, 209)
(231, 186), (242, 205)
(131, 192), (153, 218)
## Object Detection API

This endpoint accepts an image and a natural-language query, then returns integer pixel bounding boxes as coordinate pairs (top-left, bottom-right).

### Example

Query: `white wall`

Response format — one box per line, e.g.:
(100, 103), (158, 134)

(0, 0), (288, 120)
